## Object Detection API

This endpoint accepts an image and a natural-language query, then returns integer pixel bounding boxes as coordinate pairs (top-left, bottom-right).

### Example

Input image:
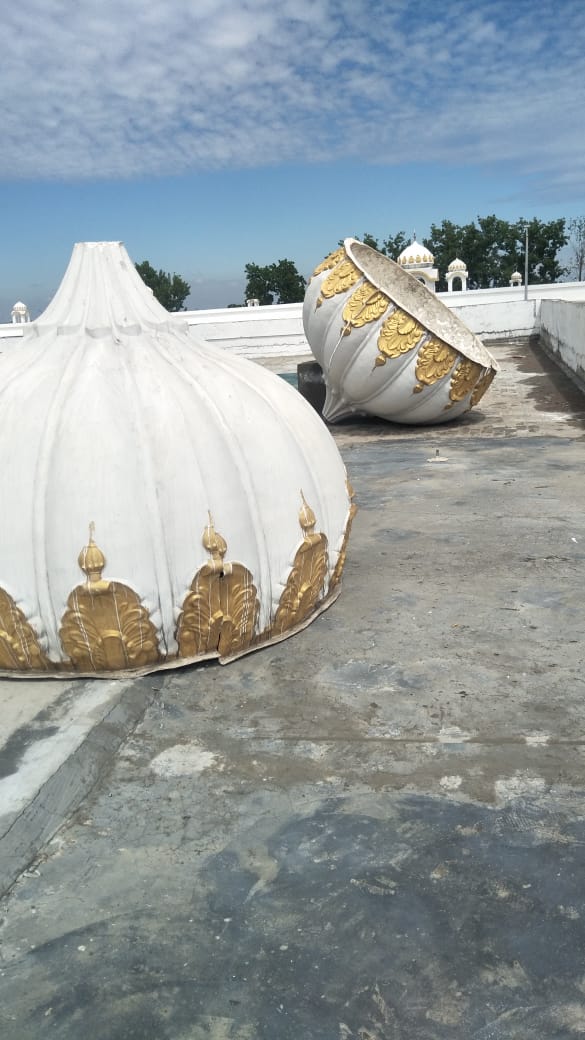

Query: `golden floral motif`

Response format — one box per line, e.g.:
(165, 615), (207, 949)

(471, 367), (496, 407)
(448, 358), (483, 404)
(341, 283), (389, 335)
(271, 494), (329, 636)
(413, 337), (458, 393)
(59, 526), (160, 672)
(311, 246), (346, 278)
(316, 260), (362, 308)
(330, 481), (357, 589)
(0, 588), (50, 671)
(176, 515), (259, 660)
(376, 308), (425, 366)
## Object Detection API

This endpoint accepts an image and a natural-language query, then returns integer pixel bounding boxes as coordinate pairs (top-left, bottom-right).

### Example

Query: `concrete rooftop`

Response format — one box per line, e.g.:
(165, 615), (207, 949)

(2, 339), (585, 1039)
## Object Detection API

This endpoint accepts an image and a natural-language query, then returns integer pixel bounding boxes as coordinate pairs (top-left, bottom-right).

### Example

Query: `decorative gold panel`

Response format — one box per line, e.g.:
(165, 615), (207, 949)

(272, 495), (329, 636)
(341, 283), (389, 335)
(0, 588), (50, 672)
(376, 308), (425, 366)
(330, 481), (357, 589)
(60, 526), (160, 672)
(176, 515), (259, 659)
(413, 337), (458, 393)
(471, 367), (496, 407)
(448, 358), (483, 404)
(311, 246), (346, 278)
(316, 260), (362, 308)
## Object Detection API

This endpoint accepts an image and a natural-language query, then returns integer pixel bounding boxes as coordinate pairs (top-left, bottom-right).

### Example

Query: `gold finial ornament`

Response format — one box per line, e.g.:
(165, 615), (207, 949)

(77, 522), (108, 590)
(59, 527), (160, 672)
(272, 494), (329, 636)
(176, 516), (260, 661)
(0, 588), (50, 671)
(330, 481), (357, 589)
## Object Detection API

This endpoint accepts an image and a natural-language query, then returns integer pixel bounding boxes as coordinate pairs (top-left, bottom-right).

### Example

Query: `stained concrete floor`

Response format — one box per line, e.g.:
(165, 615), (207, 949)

(2, 340), (585, 1039)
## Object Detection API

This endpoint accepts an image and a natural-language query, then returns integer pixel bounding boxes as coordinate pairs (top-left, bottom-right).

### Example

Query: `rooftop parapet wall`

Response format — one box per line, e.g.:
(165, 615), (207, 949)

(3, 283), (585, 357)
(184, 301), (311, 359)
(540, 299), (585, 393)
(449, 298), (539, 340)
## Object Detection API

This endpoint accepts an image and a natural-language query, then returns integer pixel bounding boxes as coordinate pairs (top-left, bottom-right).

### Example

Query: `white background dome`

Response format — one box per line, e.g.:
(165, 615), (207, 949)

(398, 239), (434, 266)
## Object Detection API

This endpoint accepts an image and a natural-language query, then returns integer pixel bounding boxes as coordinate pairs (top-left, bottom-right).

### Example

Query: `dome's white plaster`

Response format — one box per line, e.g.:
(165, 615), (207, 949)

(0, 242), (353, 675)
(448, 257), (467, 272)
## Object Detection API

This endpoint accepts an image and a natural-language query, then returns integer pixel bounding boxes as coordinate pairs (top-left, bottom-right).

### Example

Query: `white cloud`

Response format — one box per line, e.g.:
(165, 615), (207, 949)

(0, 0), (584, 200)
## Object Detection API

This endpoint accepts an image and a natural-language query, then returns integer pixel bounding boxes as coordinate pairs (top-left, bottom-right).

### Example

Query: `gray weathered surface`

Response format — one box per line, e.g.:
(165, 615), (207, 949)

(1, 340), (585, 1039)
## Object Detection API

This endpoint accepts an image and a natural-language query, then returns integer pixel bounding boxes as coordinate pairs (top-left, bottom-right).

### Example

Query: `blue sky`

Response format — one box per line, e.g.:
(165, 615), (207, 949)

(1, 0), (585, 318)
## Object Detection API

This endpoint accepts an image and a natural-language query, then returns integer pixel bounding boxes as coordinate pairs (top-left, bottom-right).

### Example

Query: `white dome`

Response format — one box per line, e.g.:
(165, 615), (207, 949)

(398, 239), (434, 266)
(448, 257), (467, 272)
(11, 301), (27, 312)
(0, 242), (354, 676)
(304, 239), (498, 426)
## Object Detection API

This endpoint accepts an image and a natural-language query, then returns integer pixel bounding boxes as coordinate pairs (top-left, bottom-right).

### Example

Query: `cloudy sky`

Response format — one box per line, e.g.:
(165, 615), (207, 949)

(1, 0), (584, 316)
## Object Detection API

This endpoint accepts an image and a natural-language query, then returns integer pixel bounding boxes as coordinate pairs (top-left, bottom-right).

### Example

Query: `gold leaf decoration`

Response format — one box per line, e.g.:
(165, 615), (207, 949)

(341, 283), (389, 335)
(311, 246), (346, 278)
(413, 337), (458, 393)
(330, 481), (357, 589)
(176, 515), (259, 660)
(272, 494), (329, 636)
(316, 259), (362, 308)
(377, 308), (425, 365)
(59, 526), (160, 672)
(471, 367), (496, 407)
(0, 588), (50, 671)
(449, 358), (483, 403)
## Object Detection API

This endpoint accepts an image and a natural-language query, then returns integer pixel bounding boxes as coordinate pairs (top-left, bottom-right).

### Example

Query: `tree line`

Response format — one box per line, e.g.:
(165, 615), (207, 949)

(135, 214), (585, 311)
(349, 216), (571, 292)
(242, 214), (584, 302)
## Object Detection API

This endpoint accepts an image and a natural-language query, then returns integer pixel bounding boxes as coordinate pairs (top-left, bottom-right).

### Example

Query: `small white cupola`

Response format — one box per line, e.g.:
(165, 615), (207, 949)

(11, 301), (30, 323)
(446, 257), (468, 292)
(397, 235), (439, 292)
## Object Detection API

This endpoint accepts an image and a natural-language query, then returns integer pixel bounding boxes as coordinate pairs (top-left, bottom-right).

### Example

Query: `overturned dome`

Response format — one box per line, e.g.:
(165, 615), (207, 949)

(0, 242), (355, 676)
(303, 239), (498, 425)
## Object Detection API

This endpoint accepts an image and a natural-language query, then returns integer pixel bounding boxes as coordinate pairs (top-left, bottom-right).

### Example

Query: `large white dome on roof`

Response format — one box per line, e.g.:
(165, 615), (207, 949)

(0, 242), (354, 676)
(398, 238), (434, 267)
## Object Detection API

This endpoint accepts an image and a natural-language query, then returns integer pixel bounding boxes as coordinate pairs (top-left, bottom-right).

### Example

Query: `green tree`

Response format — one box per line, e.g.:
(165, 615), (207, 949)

(135, 261), (191, 311)
(244, 259), (306, 305)
(424, 215), (567, 290)
(567, 217), (585, 280)
(342, 231), (408, 260)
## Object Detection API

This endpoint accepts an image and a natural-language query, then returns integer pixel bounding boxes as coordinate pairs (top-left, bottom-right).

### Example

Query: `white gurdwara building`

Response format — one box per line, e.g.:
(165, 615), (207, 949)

(0, 242), (355, 676)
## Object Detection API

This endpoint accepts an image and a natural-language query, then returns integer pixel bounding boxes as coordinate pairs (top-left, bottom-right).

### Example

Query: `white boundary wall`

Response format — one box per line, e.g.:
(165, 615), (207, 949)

(540, 300), (585, 390)
(4, 283), (585, 361)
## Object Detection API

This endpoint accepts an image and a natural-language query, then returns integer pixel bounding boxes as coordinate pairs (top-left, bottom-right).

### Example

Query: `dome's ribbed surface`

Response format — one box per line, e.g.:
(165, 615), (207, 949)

(0, 242), (354, 676)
